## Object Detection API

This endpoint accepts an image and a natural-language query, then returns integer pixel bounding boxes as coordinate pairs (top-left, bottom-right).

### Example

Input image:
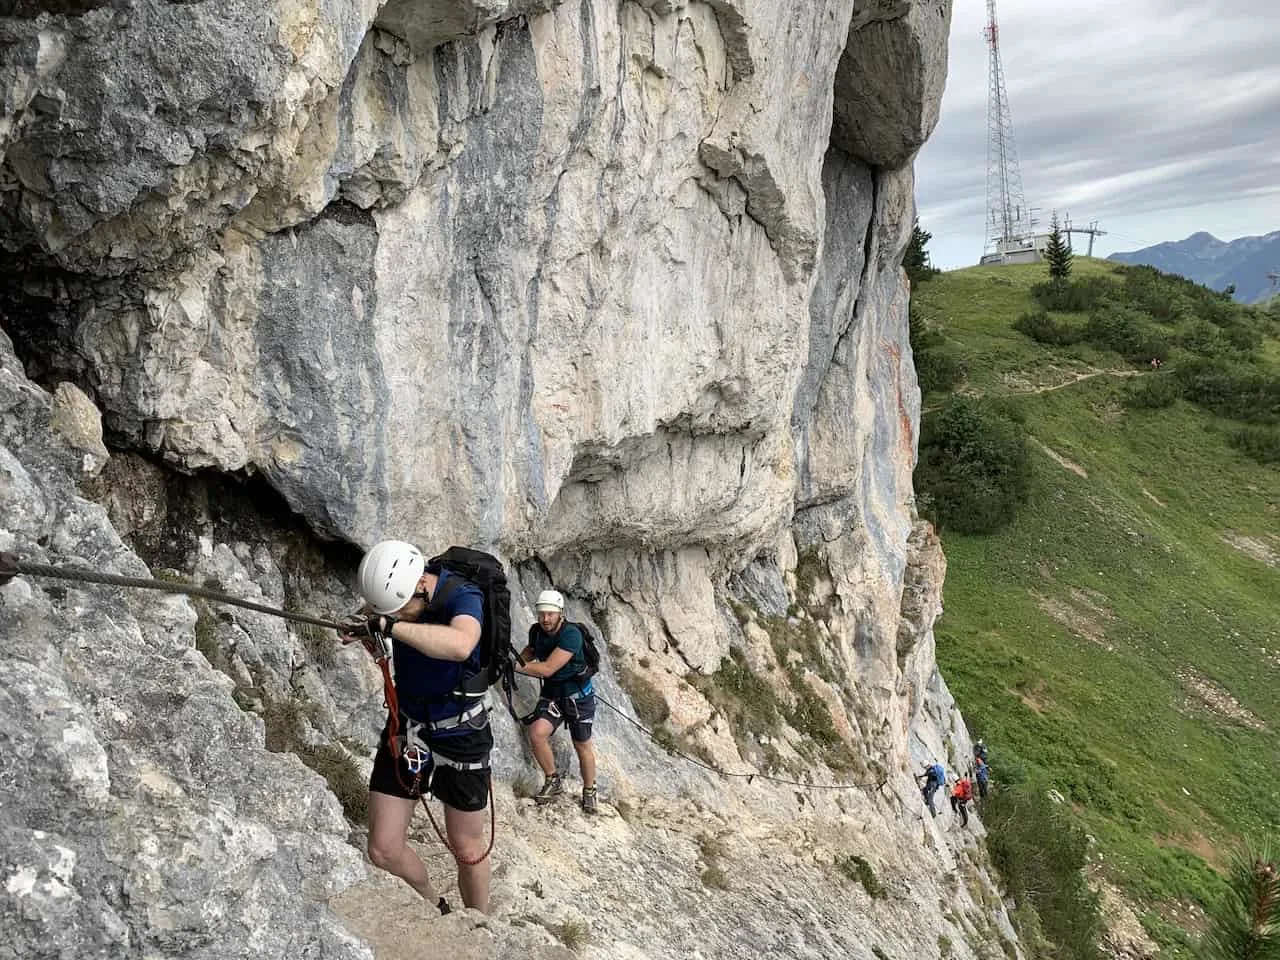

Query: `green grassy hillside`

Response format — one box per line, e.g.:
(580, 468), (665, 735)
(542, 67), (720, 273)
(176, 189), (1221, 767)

(911, 259), (1280, 952)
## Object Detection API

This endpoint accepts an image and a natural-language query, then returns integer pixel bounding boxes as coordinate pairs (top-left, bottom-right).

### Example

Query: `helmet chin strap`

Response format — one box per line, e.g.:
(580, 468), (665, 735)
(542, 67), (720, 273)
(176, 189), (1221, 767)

(412, 572), (437, 604)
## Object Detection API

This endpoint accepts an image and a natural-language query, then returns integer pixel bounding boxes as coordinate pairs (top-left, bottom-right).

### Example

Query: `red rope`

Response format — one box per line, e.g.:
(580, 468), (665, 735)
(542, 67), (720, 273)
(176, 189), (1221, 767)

(419, 779), (496, 867)
(374, 646), (496, 867)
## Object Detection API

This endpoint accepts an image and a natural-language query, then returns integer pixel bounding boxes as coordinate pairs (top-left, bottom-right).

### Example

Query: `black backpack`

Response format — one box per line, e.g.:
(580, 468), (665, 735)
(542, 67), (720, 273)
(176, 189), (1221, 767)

(573, 621), (601, 682)
(426, 546), (514, 695)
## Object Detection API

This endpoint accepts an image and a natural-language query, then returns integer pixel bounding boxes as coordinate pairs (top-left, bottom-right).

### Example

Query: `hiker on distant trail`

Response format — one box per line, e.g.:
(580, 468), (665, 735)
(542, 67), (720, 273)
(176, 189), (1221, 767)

(515, 589), (599, 814)
(974, 756), (990, 799)
(917, 760), (946, 818)
(951, 775), (974, 827)
(340, 540), (494, 914)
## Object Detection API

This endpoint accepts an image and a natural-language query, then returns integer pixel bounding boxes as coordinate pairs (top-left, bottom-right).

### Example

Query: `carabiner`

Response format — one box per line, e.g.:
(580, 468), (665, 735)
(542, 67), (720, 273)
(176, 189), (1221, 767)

(404, 745), (431, 775)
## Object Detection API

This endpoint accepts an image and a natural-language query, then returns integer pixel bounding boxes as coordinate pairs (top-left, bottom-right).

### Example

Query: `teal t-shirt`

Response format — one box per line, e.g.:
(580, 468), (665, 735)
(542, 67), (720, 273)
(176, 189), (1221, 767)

(531, 622), (590, 695)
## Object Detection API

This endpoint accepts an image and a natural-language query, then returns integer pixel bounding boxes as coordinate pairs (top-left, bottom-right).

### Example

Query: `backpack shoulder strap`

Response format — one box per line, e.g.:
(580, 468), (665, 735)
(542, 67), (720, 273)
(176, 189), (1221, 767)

(426, 573), (463, 616)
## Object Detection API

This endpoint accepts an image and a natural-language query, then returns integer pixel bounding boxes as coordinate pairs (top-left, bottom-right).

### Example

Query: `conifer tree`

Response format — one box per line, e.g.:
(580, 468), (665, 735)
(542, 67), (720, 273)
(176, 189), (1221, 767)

(1198, 842), (1279, 960)
(1045, 213), (1073, 285)
(905, 218), (939, 286)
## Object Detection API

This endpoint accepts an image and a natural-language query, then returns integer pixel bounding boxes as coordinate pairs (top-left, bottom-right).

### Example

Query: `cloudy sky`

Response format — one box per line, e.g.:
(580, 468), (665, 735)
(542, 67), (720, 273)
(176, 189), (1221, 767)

(914, 0), (1280, 269)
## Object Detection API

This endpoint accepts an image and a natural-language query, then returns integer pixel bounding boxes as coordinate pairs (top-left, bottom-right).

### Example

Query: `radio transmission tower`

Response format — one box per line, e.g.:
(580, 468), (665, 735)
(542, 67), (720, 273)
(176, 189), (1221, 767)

(984, 0), (1031, 258)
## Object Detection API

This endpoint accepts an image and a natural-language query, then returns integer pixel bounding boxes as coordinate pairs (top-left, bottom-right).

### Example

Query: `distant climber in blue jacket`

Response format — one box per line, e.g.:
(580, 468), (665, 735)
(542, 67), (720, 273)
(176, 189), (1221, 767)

(917, 761), (946, 817)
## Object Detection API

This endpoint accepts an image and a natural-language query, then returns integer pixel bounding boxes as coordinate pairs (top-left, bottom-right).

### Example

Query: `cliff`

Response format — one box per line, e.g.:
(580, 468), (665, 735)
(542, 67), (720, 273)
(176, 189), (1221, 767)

(0, 2), (1012, 958)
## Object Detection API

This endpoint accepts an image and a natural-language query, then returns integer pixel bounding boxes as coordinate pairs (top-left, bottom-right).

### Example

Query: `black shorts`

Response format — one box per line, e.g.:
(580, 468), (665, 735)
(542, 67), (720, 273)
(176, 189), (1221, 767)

(368, 724), (493, 812)
(532, 692), (596, 742)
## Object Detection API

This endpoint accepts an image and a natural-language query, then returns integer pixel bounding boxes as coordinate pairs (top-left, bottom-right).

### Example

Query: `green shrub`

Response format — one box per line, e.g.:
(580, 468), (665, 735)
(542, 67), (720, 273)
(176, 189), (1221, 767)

(1031, 276), (1114, 313)
(785, 686), (841, 748)
(621, 668), (670, 728)
(689, 647), (782, 739)
(298, 743), (369, 824)
(298, 621), (338, 669)
(837, 854), (888, 899)
(1227, 426), (1280, 464)
(1221, 321), (1264, 353)
(193, 601), (229, 673)
(1119, 265), (1193, 323)
(905, 219), (941, 287)
(1084, 305), (1170, 364)
(916, 349), (966, 395)
(915, 398), (1032, 534)
(1117, 263), (1240, 328)
(1014, 310), (1084, 346)
(1177, 320), (1260, 362)
(1175, 360), (1280, 423)
(984, 785), (1103, 960)
(551, 919), (590, 950)
(1123, 374), (1182, 410)
(910, 305), (965, 395)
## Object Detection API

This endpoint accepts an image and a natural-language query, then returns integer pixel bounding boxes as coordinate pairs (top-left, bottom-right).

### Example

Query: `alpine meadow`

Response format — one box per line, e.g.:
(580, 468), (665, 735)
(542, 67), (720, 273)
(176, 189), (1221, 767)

(910, 256), (1280, 956)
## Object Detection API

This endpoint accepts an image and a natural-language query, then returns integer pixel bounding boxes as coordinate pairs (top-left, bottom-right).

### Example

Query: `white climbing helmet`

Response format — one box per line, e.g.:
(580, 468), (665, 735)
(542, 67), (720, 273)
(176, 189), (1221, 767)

(535, 589), (566, 613)
(357, 540), (425, 614)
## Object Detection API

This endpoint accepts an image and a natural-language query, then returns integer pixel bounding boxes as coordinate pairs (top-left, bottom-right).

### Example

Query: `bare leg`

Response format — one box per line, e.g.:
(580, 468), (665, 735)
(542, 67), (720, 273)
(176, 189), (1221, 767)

(528, 718), (556, 776)
(572, 739), (596, 788)
(367, 791), (439, 902)
(444, 804), (492, 913)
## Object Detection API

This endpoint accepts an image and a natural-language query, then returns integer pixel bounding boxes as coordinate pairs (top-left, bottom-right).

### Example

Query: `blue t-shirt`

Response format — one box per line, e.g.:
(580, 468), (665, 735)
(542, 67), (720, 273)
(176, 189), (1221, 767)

(393, 570), (485, 722)
(531, 622), (591, 696)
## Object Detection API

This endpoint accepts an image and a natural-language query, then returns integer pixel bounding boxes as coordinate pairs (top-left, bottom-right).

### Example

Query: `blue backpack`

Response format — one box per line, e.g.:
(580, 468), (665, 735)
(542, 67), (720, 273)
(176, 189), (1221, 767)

(929, 763), (945, 787)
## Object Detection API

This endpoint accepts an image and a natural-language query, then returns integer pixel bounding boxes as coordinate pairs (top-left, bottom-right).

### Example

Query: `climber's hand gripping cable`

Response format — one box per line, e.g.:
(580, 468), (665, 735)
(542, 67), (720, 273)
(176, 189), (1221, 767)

(337, 612), (396, 661)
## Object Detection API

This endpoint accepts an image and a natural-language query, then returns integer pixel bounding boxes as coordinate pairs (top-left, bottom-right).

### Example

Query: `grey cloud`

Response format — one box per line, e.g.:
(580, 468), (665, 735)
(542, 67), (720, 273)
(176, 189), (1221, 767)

(914, 0), (1280, 266)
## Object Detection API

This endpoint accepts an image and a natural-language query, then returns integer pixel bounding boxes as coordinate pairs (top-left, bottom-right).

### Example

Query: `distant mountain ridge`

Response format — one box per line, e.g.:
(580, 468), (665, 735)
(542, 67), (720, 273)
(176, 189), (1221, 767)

(1108, 229), (1280, 304)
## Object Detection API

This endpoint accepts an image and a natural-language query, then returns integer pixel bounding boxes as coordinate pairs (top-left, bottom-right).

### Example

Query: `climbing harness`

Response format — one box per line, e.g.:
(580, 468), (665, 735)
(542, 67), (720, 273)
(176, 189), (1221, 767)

(361, 617), (497, 868)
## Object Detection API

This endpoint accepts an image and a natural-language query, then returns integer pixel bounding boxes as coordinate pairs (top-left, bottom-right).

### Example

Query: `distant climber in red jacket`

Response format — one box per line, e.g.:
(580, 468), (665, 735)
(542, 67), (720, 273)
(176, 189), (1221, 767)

(951, 777), (973, 827)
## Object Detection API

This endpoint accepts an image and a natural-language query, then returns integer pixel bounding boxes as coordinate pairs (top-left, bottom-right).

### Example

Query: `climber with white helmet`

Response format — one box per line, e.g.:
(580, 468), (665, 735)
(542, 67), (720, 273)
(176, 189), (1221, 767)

(515, 588), (600, 814)
(340, 540), (493, 913)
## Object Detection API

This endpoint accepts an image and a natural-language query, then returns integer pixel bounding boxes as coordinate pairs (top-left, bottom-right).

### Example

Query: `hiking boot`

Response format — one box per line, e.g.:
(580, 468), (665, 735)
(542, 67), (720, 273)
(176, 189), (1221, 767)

(581, 784), (598, 815)
(534, 773), (563, 804)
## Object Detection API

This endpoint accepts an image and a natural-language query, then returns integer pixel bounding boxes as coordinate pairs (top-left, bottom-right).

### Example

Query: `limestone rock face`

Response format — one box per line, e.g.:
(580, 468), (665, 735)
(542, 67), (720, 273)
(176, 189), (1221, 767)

(833, 0), (952, 169)
(0, 330), (370, 960)
(1, 0), (947, 560)
(48, 380), (108, 475)
(0, 2), (1017, 959)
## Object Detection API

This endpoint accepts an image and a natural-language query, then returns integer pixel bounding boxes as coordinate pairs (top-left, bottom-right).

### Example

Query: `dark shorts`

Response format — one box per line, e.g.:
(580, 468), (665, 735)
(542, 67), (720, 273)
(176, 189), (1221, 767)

(368, 724), (493, 812)
(532, 692), (596, 742)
